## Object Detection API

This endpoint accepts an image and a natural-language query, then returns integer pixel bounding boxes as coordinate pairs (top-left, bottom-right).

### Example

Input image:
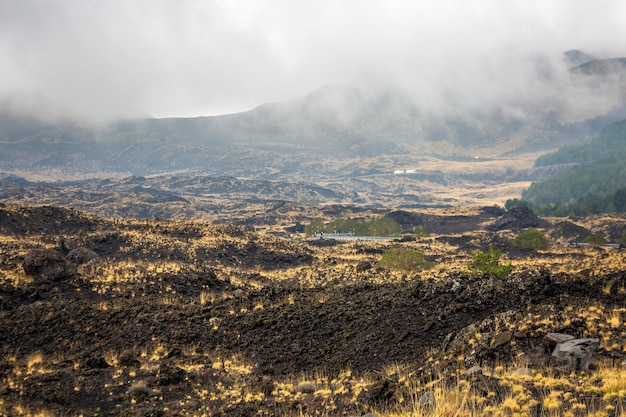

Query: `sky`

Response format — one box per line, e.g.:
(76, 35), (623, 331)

(1, 0), (625, 122)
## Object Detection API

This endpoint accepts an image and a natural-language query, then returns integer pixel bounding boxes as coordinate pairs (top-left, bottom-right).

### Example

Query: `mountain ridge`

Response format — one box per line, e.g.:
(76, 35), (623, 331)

(1, 52), (626, 208)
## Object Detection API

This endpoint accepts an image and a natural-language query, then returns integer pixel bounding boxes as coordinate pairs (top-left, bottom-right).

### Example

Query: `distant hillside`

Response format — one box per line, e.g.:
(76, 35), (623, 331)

(569, 57), (626, 78)
(534, 119), (626, 167)
(563, 49), (596, 68)
(0, 174), (350, 222)
(1, 61), (626, 180)
(2, 50), (626, 206)
(519, 120), (626, 214)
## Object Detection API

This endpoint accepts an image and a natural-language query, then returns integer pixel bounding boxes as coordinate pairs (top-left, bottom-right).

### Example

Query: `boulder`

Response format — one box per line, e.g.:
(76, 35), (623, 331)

(543, 332), (575, 347)
(490, 330), (513, 348)
(22, 248), (76, 281)
(551, 338), (599, 371)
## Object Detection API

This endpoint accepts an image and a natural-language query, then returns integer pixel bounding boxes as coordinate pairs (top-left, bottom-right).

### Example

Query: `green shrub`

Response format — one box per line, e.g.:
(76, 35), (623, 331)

(379, 248), (434, 272)
(620, 230), (626, 246)
(367, 216), (401, 237)
(304, 215), (401, 237)
(505, 198), (534, 211)
(324, 218), (368, 235)
(413, 225), (430, 238)
(467, 246), (512, 278)
(583, 234), (607, 246)
(304, 218), (325, 237)
(513, 228), (549, 250)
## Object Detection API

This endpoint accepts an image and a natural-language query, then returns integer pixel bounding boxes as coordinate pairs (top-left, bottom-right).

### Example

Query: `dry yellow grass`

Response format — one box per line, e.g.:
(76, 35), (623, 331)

(2, 204), (626, 417)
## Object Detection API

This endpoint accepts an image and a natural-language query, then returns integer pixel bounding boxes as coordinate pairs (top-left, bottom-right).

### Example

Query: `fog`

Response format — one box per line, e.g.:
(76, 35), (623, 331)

(1, 0), (626, 123)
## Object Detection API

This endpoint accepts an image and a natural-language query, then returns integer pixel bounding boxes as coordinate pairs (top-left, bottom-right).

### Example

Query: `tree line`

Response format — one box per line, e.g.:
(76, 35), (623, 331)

(517, 119), (626, 216)
(304, 216), (401, 237)
(508, 185), (626, 217)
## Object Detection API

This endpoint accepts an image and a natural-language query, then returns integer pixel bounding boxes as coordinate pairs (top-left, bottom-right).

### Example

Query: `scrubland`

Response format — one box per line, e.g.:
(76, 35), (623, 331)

(1, 204), (626, 416)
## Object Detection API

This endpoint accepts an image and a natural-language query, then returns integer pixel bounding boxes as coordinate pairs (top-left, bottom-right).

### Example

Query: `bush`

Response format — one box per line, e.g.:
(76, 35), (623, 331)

(413, 225), (430, 238)
(467, 246), (512, 278)
(583, 234), (607, 246)
(513, 228), (549, 250)
(304, 218), (325, 237)
(621, 230), (626, 247)
(379, 248), (433, 272)
(324, 218), (368, 235)
(304, 215), (401, 237)
(367, 216), (401, 237)
(505, 198), (534, 211)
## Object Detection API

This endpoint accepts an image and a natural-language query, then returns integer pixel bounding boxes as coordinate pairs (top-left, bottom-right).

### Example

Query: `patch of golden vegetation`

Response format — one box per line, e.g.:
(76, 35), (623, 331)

(3, 321), (626, 417)
(3, 204), (626, 416)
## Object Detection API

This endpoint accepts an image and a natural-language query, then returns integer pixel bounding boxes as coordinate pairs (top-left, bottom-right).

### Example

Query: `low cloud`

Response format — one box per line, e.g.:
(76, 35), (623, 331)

(1, 0), (626, 123)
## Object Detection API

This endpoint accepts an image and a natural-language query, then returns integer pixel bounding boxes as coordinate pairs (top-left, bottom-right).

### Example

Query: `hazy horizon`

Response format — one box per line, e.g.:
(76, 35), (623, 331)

(1, 1), (626, 123)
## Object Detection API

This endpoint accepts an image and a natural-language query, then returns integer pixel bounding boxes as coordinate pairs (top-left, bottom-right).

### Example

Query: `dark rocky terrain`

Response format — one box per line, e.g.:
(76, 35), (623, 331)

(1, 204), (626, 416)
(4, 45), (626, 417)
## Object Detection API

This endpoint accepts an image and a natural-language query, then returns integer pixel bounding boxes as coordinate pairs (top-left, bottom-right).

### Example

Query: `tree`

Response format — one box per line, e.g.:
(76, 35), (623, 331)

(620, 230), (626, 247)
(367, 216), (401, 237)
(513, 228), (549, 250)
(467, 246), (512, 278)
(324, 218), (367, 235)
(379, 248), (433, 272)
(583, 234), (607, 246)
(505, 198), (534, 211)
(304, 215), (401, 237)
(304, 218), (325, 237)
(614, 187), (626, 212)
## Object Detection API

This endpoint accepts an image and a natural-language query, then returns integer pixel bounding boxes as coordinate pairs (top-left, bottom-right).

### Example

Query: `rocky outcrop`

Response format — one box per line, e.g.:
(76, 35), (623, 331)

(22, 248), (76, 281)
(488, 207), (547, 231)
(547, 221), (591, 242)
(544, 333), (599, 371)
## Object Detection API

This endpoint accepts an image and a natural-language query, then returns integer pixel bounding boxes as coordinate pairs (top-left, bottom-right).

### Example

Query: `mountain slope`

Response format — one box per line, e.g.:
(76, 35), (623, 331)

(521, 119), (626, 210)
(1, 52), (626, 181)
(570, 57), (626, 78)
(563, 49), (596, 67)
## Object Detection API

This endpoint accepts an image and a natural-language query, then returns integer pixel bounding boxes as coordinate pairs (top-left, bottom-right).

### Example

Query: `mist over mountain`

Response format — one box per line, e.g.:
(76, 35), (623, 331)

(1, 55), (625, 173)
(570, 57), (626, 77)
(99, 53), (626, 154)
(0, 50), (626, 213)
(563, 49), (596, 68)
